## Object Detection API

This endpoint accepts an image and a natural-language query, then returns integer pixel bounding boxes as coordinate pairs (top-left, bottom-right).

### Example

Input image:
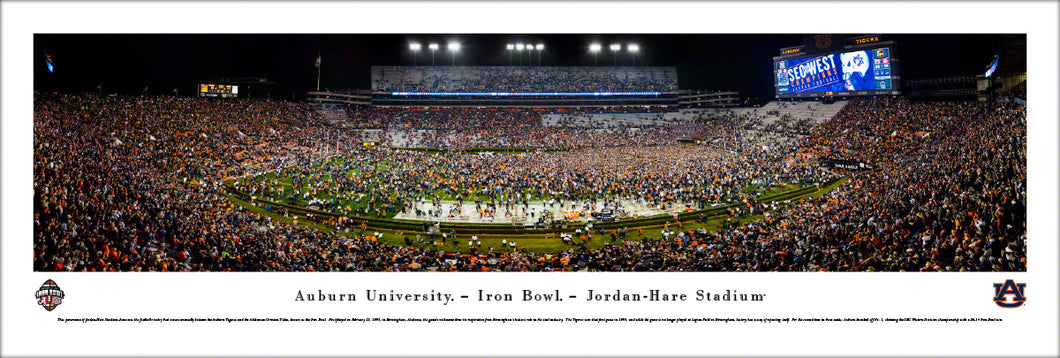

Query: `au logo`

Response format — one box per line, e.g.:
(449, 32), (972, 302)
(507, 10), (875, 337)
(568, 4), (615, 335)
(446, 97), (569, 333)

(992, 279), (1026, 308)
(815, 35), (832, 49)
(36, 279), (65, 311)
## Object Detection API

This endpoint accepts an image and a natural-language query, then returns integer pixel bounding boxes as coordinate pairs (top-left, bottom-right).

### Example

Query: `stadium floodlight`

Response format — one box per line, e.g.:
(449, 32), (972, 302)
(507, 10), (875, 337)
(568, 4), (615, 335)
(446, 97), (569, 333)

(589, 43), (602, 66)
(428, 43), (439, 66)
(610, 44), (621, 66)
(409, 43), (422, 66)
(628, 44), (639, 66)
(506, 44), (515, 50)
(516, 43), (525, 51)
(610, 44), (621, 51)
(448, 42), (460, 66)
(536, 43), (544, 66)
(535, 44), (544, 50)
(507, 44), (514, 65)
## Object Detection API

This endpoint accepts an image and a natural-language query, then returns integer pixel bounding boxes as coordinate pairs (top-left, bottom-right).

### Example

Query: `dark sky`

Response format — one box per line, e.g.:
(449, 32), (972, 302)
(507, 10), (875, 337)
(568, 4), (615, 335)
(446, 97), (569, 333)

(34, 34), (1020, 101)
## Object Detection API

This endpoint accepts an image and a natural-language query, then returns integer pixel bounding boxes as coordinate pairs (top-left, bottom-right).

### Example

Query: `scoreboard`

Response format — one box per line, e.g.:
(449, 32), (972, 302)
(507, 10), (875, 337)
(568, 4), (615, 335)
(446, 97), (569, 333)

(199, 83), (239, 98)
(774, 35), (900, 98)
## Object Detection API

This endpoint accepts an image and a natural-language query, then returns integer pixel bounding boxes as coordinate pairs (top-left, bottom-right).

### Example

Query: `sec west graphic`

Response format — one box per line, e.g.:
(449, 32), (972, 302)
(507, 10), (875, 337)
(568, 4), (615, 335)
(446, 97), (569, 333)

(992, 279), (1026, 308)
(36, 279), (65, 311)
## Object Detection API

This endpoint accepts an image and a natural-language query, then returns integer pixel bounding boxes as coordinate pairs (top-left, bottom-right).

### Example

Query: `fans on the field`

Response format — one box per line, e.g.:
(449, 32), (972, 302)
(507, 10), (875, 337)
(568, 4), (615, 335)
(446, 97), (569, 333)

(33, 92), (1026, 272)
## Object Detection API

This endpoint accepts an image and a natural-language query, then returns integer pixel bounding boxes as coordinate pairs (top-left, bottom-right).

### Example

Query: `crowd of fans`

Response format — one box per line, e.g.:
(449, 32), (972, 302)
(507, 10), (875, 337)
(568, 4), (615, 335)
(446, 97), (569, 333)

(34, 93), (353, 271)
(689, 107), (816, 153)
(383, 108), (543, 130)
(346, 106), (676, 130)
(340, 107), (693, 149)
(545, 111), (683, 129)
(772, 96), (1027, 271)
(406, 125), (692, 149)
(34, 92), (1026, 272)
(997, 80), (1026, 101)
(372, 66), (679, 93)
(232, 144), (823, 222)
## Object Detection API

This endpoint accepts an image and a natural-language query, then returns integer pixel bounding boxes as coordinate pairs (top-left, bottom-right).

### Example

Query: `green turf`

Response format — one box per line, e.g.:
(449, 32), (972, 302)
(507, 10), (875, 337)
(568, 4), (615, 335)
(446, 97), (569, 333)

(809, 177), (849, 198)
(225, 178), (846, 255)
(759, 183), (801, 197)
(223, 153), (850, 254)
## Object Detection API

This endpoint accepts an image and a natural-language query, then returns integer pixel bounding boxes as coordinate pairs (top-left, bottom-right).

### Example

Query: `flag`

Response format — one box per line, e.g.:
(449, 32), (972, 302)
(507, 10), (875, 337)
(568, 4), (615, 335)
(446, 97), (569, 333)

(315, 55), (321, 68)
(45, 52), (54, 73)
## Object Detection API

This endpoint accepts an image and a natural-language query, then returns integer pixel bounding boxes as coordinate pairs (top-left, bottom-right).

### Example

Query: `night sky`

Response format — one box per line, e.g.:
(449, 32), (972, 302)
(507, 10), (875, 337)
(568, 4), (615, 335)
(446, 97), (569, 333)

(33, 34), (1019, 102)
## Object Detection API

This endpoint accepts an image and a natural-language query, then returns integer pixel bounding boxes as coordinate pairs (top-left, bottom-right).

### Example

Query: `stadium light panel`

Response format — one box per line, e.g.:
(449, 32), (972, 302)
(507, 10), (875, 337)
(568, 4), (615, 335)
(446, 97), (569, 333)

(610, 44), (621, 51)
(506, 44), (514, 50)
(516, 44), (525, 51)
(536, 44), (544, 50)
(448, 42), (460, 51)
(589, 43), (602, 52)
(428, 43), (439, 50)
(409, 43), (422, 51)
(628, 44), (639, 52)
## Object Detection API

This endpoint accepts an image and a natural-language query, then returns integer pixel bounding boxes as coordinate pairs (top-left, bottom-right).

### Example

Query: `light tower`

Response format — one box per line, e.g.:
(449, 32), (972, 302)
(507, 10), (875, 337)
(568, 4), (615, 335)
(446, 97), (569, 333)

(589, 43), (602, 66)
(628, 44), (639, 66)
(448, 42), (460, 66)
(409, 43), (421, 66)
(428, 43), (439, 66)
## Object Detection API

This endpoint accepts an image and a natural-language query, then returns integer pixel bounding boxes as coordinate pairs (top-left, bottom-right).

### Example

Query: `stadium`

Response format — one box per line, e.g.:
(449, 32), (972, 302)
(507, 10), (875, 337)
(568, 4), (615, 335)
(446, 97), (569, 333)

(33, 34), (1027, 272)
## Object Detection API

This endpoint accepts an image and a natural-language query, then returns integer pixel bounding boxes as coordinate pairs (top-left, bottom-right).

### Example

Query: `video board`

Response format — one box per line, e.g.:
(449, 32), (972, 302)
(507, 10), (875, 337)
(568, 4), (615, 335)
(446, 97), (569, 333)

(984, 54), (998, 78)
(774, 46), (898, 98)
(199, 83), (239, 98)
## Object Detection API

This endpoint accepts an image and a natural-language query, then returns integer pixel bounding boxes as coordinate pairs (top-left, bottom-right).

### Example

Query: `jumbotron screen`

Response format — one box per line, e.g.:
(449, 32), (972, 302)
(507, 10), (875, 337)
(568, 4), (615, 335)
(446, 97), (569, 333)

(199, 83), (239, 98)
(775, 47), (898, 98)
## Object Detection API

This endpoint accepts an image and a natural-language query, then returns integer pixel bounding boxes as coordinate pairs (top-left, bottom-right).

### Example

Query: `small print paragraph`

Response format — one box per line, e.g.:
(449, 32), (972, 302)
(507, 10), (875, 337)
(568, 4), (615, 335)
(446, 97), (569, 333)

(56, 317), (1003, 324)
